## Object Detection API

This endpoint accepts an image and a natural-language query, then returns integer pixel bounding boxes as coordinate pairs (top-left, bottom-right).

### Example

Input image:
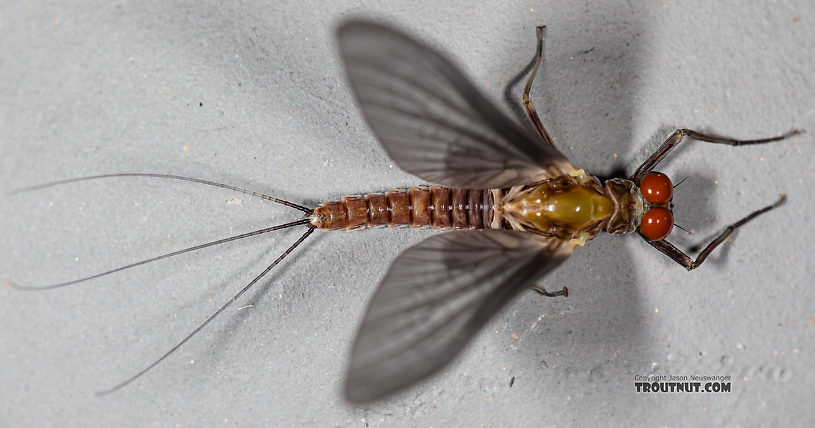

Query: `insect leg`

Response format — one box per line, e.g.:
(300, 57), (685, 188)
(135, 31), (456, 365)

(633, 128), (803, 182)
(96, 225), (316, 395)
(521, 25), (565, 155)
(640, 194), (785, 271)
(531, 283), (568, 297)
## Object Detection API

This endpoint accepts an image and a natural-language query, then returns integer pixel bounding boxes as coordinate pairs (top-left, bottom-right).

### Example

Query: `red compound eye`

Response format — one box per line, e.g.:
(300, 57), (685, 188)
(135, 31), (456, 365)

(640, 172), (673, 204)
(640, 207), (673, 241)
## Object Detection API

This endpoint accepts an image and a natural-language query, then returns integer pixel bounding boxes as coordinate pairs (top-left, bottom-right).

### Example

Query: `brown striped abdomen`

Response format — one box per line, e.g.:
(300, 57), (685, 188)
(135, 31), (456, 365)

(310, 186), (493, 231)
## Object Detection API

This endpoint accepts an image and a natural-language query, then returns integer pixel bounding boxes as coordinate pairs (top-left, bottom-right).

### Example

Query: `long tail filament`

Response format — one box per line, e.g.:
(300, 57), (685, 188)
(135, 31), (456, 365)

(9, 173), (318, 393)
(96, 226), (316, 395)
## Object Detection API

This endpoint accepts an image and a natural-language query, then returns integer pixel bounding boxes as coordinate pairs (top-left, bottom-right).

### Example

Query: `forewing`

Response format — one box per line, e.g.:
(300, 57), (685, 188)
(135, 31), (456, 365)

(337, 20), (576, 189)
(344, 230), (575, 403)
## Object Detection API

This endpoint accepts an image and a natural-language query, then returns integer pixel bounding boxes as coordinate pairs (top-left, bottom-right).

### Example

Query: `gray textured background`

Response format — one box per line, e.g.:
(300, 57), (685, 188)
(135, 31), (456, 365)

(2, 1), (813, 427)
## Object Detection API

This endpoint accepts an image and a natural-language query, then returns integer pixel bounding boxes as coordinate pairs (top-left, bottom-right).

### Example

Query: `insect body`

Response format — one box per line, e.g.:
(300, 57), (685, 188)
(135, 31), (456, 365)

(12, 20), (801, 403)
(312, 173), (642, 240)
(310, 186), (494, 230)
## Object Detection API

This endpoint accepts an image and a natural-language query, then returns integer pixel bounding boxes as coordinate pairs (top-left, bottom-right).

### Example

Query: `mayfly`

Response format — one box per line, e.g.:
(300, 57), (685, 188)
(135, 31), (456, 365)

(11, 20), (802, 403)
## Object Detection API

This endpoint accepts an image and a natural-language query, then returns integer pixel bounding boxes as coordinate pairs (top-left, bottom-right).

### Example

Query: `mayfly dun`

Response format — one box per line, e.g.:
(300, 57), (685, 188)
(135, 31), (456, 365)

(10, 20), (802, 403)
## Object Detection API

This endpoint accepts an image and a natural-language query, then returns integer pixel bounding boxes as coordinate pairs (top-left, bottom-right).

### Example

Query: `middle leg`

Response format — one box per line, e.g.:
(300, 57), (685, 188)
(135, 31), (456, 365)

(522, 25), (565, 156)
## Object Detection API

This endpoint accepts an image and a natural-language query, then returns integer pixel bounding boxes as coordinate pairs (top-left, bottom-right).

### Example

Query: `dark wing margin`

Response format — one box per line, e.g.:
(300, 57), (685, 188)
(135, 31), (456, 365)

(344, 230), (575, 403)
(337, 20), (576, 189)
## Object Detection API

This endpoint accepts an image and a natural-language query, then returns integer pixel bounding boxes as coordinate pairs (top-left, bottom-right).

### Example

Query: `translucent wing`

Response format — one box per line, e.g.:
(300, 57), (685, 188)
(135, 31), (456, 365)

(337, 20), (576, 189)
(344, 230), (575, 403)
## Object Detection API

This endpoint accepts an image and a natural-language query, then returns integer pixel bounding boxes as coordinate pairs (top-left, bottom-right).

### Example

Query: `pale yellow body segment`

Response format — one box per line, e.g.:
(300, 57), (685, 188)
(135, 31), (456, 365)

(511, 184), (614, 231)
(498, 170), (630, 243)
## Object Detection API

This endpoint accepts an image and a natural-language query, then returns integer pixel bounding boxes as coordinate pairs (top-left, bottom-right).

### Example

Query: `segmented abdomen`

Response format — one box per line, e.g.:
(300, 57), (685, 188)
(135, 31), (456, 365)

(310, 186), (493, 230)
